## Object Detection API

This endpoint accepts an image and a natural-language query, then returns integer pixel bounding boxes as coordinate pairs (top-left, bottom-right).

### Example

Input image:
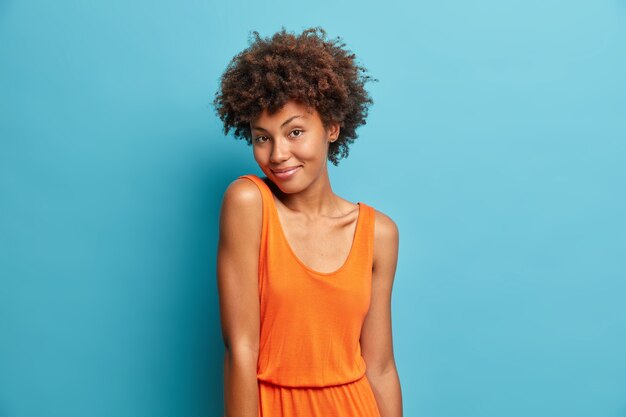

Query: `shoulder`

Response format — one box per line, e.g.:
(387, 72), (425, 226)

(222, 176), (263, 207)
(218, 177), (264, 239)
(371, 207), (399, 271)
(372, 206), (399, 242)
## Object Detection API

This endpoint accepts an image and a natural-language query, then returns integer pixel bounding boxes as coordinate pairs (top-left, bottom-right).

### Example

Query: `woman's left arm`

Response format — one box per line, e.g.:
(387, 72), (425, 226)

(361, 210), (403, 417)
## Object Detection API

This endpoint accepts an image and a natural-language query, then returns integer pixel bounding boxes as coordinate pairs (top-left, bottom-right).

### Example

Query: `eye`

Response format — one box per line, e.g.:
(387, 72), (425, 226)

(290, 129), (304, 138)
(254, 135), (268, 143)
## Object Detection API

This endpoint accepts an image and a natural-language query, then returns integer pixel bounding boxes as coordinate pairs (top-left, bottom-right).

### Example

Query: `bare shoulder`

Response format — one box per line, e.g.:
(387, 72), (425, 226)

(218, 177), (264, 245)
(373, 207), (399, 246)
(372, 207), (399, 272)
(221, 177), (263, 213)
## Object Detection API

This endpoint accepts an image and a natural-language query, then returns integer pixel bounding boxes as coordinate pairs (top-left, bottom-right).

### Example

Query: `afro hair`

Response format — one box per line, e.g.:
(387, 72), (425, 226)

(212, 26), (378, 166)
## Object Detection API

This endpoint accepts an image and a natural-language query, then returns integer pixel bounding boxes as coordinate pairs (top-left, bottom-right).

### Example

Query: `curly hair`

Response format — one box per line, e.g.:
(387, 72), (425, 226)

(211, 26), (378, 166)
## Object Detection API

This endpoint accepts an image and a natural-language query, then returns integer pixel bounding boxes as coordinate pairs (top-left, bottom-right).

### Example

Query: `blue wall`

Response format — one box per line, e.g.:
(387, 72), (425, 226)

(1, 1), (625, 416)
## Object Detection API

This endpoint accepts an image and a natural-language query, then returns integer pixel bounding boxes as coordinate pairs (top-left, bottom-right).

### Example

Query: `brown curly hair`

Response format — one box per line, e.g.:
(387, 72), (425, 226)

(212, 26), (378, 166)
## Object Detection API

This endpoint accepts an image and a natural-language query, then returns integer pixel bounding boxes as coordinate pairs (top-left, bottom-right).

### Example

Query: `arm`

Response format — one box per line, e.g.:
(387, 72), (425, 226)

(360, 210), (403, 417)
(217, 179), (263, 417)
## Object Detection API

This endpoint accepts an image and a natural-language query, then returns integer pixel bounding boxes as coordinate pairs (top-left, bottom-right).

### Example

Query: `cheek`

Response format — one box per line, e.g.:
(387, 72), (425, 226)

(300, 138), (328, 159)
(252, 145), (265, 161)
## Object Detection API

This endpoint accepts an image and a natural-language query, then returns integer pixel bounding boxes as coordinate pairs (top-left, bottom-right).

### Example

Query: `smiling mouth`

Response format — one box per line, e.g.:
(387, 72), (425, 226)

(272, 166), (301, 173)
(271, 165), (302, 178)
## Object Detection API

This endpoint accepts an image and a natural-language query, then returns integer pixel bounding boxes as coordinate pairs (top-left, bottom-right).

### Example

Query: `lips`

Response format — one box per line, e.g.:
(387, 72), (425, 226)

(271, 165), (302, 179)
(271, 166), (302, 173)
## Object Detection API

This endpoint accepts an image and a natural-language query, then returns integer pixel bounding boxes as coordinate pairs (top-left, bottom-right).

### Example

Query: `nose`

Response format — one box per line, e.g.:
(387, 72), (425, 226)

(269, 136), (290, 164)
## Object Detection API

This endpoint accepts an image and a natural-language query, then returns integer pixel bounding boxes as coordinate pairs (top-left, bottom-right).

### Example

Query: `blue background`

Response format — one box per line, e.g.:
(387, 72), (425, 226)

(1, 0), (625, 416)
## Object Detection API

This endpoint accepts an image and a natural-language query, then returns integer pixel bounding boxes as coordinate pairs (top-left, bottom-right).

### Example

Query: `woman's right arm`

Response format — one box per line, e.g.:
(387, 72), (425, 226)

(217, 179), (263, 417)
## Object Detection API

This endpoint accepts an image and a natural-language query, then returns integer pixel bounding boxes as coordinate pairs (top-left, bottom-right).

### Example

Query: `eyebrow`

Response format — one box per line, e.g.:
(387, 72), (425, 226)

(251, 115), (305, 131)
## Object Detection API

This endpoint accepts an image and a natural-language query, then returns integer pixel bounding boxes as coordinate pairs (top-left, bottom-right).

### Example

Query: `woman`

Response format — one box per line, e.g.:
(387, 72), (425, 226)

(213, 26), (402, 417)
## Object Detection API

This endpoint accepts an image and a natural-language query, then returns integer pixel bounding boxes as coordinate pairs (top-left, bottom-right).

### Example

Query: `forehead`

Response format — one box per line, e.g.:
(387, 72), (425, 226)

(252, 100), (320, 126)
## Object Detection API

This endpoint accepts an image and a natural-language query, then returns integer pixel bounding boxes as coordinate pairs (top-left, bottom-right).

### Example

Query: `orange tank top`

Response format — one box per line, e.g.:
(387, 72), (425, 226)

(238, 174), (375, 388)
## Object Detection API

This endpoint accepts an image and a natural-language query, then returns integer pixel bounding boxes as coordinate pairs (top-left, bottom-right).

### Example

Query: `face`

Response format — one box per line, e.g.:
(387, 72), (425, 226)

(250, 100), (340, 192)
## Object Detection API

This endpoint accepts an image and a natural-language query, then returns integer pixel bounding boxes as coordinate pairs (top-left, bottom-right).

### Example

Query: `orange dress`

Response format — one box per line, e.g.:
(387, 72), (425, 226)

(238, 174), (381, 417)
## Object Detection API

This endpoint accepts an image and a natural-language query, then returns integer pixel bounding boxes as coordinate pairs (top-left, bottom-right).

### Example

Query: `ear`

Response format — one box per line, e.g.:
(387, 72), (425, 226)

(327, 122), (341, 142)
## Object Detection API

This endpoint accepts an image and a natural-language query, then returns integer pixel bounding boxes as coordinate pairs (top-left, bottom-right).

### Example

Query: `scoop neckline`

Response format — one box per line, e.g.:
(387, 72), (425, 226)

(267, 191), (363, 277)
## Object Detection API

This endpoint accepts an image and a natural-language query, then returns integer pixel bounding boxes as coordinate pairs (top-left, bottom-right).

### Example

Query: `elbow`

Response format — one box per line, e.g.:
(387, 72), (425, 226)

(365, 359), (397, 379)
(224, 342), (259, 377)
(224, 340), (260, 359)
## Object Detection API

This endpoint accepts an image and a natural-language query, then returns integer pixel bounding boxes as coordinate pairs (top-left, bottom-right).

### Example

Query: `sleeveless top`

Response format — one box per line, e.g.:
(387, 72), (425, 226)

(238, 174), (376, 388)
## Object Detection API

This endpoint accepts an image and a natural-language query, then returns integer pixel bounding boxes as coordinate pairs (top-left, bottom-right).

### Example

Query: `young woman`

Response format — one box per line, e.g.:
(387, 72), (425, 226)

(213, 26), (402, 417)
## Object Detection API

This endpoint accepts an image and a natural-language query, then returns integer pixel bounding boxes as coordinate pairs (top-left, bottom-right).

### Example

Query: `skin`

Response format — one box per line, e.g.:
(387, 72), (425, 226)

(217, 100), (402, 416)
